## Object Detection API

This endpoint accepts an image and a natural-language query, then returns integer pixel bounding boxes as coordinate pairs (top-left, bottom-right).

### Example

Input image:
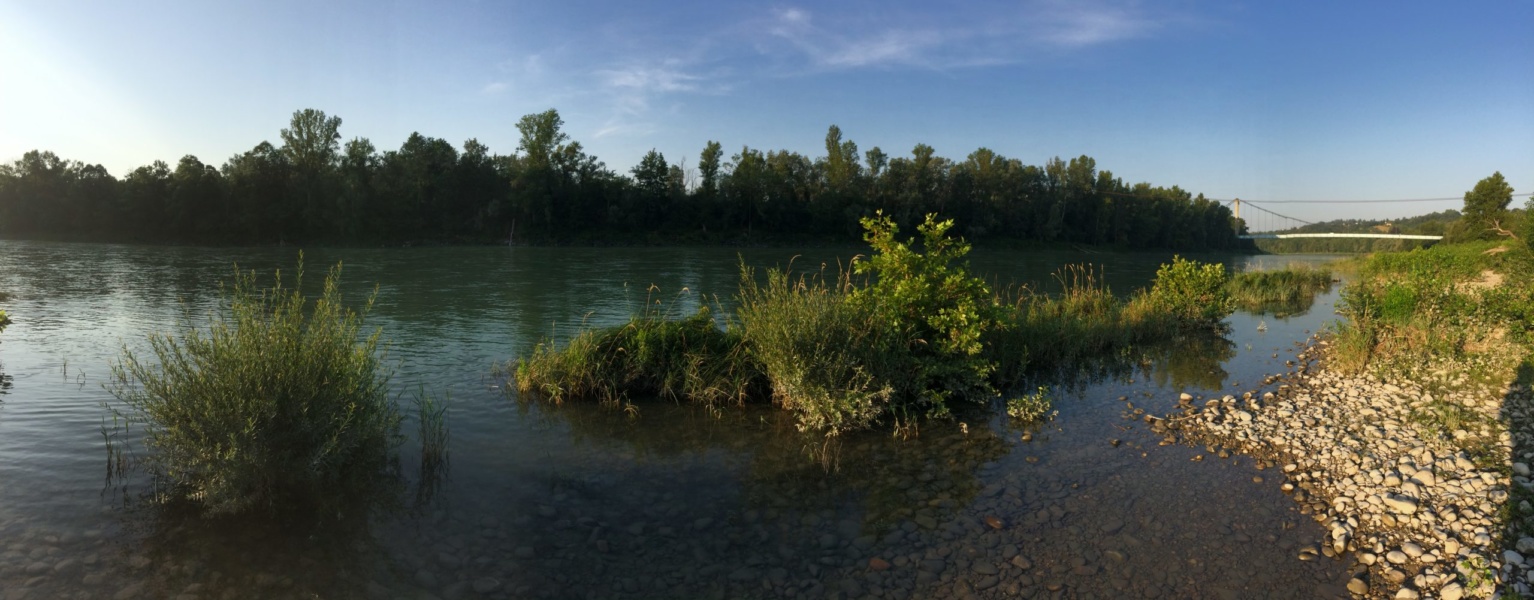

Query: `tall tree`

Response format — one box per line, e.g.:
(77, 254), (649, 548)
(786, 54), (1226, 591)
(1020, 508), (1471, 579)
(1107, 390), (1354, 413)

(1462, 171), (1515, 237)
(279, 109), (342, 171)
(279, 109), (343, 240)
(698, 141), (723, 198)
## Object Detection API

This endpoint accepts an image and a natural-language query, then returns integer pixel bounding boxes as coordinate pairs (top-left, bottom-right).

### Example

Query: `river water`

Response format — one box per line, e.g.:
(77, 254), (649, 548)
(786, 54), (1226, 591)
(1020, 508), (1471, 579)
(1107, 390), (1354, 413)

(0, 241), (1351, 599)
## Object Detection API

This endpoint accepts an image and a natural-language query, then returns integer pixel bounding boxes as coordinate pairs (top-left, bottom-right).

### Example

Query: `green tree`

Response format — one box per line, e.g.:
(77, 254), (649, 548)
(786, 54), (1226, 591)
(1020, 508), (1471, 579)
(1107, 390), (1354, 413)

(631, 149), (671, 227)
(1461, 171), (1515, 239)
(698, 141), (723, 199)
(279, 109), (342, 171)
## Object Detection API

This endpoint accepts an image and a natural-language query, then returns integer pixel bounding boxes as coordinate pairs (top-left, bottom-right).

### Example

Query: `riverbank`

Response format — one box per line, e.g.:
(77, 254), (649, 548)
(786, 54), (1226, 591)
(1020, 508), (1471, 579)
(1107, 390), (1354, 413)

(1156, 240), (1534, 599)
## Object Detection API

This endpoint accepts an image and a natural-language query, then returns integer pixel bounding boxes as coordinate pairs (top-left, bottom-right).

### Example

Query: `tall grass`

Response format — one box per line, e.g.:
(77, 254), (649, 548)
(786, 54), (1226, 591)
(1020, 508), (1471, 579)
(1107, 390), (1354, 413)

(412, 387), (450, 506)
(108, 257), (401, 516)
(736, 265), (897, 434)
(1226, 266), (1334, 315)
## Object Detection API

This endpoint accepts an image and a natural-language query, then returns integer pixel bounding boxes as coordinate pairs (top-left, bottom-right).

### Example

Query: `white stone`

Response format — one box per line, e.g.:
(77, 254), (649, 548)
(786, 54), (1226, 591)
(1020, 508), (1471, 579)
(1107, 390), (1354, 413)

(1517, 537), (1534, 554)
(1383, 494), (1419, 514)
(1505, 549), (1525, 566)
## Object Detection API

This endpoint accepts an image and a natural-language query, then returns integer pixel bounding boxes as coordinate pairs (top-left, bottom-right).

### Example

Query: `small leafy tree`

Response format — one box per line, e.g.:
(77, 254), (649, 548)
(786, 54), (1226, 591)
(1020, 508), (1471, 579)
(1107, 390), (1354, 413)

(849, 212), (1001, 413)
(1460, 172), (1515, 240)
(109, 257), (400, 515)
(1141, 256), (1233, 329)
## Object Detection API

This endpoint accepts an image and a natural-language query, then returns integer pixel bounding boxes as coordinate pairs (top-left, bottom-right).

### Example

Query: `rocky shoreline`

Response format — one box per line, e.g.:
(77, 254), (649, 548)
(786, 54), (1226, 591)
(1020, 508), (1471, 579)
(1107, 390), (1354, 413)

(1153, 338), (1533, 600)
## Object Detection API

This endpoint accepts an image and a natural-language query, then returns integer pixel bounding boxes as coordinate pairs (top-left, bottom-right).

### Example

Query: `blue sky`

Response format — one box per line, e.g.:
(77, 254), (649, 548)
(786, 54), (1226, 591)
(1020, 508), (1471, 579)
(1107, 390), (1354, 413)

(2, 0), (1530, 223)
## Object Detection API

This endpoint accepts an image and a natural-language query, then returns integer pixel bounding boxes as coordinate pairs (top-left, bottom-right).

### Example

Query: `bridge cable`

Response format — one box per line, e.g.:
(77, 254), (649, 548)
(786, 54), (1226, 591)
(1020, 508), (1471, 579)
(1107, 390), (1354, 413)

(1218, 193), (1532, 204)
(1240, 201), (1314, 227)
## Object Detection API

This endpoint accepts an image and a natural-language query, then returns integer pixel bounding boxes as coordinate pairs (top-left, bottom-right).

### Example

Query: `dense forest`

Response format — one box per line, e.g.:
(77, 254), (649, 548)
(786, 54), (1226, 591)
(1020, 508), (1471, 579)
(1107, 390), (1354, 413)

(0, 108), (1252, 250)
(1254, 210), (1463, 254)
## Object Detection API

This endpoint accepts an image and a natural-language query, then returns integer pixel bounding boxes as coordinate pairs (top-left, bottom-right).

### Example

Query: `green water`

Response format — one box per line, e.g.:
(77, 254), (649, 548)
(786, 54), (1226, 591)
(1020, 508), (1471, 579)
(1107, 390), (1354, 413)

(0, 241), (1351, 599)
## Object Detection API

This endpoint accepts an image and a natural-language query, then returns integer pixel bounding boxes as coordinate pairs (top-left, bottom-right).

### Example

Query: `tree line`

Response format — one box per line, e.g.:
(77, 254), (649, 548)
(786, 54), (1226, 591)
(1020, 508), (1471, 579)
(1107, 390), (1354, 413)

(0, 108), (1252, 250)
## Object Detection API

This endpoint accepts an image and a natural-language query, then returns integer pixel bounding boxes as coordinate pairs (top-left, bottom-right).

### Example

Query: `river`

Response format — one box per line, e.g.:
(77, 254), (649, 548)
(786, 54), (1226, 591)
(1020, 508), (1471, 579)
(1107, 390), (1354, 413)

(0, 241), (1351, 599)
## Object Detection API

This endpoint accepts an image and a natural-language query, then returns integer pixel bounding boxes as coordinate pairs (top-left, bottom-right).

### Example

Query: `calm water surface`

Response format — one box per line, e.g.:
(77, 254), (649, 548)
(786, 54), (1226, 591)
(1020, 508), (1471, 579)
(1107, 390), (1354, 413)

(0, 241), (1351, 599)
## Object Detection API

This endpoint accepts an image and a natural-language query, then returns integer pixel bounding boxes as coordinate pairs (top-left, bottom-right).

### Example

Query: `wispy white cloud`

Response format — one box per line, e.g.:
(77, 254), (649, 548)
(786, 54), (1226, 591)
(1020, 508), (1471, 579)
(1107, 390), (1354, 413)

(755, 1), (1172, 71)
(1034, 1), (1161, 47)
(598, 65), (704, 95)
(481, 81), (508, 95)
(482, 1), (1186, 141)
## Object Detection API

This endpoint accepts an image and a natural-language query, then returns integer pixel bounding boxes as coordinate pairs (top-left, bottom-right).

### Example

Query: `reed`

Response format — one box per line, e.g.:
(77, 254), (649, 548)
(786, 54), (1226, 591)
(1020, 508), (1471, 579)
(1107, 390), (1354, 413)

(1226, 266), (1334, 315)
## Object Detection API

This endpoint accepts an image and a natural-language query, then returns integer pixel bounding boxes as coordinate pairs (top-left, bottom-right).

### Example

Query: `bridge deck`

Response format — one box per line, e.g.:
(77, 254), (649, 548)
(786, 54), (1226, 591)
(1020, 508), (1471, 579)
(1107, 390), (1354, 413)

(1240, 233), (1443, 241)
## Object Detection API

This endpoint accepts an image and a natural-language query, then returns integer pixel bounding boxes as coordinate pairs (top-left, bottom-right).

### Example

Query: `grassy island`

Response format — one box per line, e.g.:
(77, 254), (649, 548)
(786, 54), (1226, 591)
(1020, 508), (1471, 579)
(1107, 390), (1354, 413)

(514, 212), (1235, 435)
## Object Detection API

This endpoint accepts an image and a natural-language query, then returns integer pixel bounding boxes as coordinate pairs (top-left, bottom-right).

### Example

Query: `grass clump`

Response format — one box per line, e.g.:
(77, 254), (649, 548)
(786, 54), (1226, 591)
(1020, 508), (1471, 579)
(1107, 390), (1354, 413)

(108, 257), (401, 516)
(736, 266), (896, 433)
(1225, 266), (1334, 315)
(514, 302), (761, 409)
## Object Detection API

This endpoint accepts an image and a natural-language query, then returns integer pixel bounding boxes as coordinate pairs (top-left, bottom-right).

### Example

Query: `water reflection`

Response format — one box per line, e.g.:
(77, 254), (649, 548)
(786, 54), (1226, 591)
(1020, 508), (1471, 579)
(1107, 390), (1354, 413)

(525, 397), (1011, 535)
(1140, 332), (1238, 391)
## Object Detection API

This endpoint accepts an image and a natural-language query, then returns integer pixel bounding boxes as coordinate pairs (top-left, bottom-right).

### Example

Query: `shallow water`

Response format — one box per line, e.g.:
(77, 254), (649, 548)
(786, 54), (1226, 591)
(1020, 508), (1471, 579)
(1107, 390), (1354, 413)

(0, 241), (1351, 599)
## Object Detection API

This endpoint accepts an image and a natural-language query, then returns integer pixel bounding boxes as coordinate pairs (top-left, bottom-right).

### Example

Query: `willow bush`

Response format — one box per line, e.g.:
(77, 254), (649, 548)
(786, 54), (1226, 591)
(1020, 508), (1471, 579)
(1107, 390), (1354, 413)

(109, 257), (400, 516)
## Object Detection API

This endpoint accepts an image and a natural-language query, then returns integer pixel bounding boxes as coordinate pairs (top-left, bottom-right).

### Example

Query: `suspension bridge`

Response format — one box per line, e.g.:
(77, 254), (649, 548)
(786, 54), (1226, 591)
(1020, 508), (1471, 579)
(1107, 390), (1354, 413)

(1227, 198), (1445, 241)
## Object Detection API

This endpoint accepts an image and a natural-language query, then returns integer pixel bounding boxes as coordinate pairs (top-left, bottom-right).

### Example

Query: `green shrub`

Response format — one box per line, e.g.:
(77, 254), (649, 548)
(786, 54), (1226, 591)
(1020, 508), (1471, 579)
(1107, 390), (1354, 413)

(849, 212), (1002, 412)
(1005, 387), (1054, 423)
(0, 308), (9, 336)
(109, 258), (401, 516)
(1137, 256), (1233, 329)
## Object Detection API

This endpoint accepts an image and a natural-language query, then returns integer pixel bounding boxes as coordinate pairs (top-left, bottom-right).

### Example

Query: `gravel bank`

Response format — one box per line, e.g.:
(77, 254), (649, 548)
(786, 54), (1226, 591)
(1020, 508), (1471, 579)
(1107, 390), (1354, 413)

(1154, 339), (1534, 599)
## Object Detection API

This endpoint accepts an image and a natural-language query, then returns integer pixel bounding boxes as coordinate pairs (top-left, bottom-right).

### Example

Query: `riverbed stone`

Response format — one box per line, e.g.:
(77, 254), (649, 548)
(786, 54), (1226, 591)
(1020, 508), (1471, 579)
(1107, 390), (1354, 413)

(112, 582), (146, 600)
(1440, 582), (1464, 600)
(1382, 494), (1418, 514)
(472, 577), (501, 594)
(1347, 576), (1368, 595)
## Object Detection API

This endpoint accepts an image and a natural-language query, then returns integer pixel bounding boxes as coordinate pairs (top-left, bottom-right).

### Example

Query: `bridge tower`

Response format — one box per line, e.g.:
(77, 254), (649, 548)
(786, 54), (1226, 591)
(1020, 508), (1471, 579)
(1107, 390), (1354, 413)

(1233, 198), (1240, 221)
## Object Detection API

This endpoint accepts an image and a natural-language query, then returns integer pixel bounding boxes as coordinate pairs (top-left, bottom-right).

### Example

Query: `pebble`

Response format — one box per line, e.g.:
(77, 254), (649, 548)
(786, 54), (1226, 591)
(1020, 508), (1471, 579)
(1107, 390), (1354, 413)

(472, 578), (502, 594)
(1156, 348), (1534, 600)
